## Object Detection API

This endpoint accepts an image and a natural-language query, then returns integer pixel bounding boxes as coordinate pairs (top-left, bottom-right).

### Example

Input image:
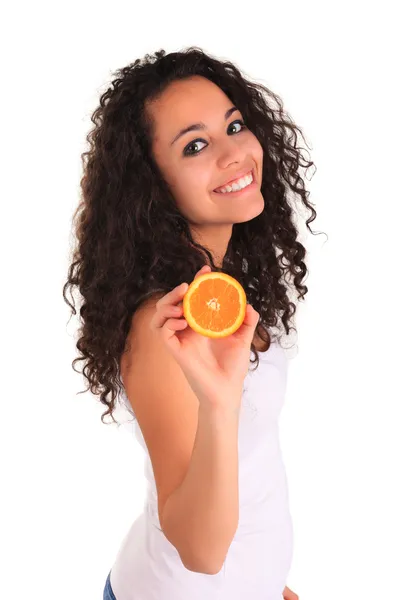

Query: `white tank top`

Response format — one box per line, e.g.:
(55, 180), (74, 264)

(110, 338), (293, 600)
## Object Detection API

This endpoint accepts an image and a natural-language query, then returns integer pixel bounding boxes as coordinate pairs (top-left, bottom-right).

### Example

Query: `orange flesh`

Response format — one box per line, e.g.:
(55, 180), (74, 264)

(189, 278), (241, 332)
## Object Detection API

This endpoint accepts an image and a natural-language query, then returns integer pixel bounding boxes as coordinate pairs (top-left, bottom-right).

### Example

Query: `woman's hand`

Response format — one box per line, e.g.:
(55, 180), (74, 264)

(283, 584), (299, 599)
(150, 264), (259, 409)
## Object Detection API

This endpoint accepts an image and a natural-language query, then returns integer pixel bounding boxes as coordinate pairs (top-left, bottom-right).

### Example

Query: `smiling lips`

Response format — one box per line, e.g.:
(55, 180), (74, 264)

(214, 169), (254, 193)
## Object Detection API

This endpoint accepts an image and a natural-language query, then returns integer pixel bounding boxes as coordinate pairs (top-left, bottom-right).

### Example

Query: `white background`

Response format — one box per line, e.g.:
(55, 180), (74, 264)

(1, 1), (399, 599)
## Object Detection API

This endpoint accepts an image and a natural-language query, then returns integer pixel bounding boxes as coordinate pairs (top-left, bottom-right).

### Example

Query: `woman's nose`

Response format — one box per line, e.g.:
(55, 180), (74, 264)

(216, 138), (247, 168)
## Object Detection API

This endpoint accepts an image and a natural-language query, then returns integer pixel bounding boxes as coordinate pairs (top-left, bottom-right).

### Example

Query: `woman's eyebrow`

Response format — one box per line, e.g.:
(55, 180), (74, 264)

(170, 106), (239, 146)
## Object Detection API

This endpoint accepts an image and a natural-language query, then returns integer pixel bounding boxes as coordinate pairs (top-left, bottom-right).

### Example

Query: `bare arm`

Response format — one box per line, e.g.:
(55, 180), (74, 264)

(122, 269), (258, 576)
(160, 401), (240, 574)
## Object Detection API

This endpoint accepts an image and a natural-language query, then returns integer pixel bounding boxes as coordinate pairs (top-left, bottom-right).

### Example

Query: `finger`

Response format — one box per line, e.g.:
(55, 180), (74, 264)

(232, 304), (260, 343)
(243, 304), (260, 329)
(151, 303), (184, 331)
(282, 586), (299, 600)
(175, 266), (211, 308)
(156, 282), (189, 311)
(156, 266), (211, 319)
(194, 264), (212, 279)
(160, 316), (188, 346)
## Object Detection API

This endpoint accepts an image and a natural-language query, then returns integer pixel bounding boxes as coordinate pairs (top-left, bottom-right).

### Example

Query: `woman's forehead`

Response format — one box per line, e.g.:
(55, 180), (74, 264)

(147, 78), (235, 143)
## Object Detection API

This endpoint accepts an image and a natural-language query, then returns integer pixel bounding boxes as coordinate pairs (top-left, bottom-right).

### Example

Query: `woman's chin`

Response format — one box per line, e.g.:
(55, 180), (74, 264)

(231, 195), (265, 222)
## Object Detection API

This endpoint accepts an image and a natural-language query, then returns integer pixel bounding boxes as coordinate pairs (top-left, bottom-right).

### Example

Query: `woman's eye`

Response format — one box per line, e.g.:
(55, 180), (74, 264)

(183, 119), (247, 156)
(183, 139), (207, 156)
(229, 119), (246, 134)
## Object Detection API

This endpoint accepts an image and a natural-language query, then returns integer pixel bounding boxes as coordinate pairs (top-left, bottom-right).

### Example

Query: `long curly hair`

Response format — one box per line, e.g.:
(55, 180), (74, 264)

(63, 46), (323, 425)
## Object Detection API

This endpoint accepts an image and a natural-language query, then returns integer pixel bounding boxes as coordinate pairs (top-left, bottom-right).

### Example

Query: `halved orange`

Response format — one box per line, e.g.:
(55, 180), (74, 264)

(183, 272), (247, 338)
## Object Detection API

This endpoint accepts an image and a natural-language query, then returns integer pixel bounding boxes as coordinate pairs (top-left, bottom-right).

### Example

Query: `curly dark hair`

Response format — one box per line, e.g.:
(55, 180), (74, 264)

(63, 46), (324, 426)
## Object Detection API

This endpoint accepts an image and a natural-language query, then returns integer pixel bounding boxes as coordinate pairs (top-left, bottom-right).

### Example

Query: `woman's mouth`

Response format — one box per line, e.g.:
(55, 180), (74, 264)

(213, 169), (256, 196)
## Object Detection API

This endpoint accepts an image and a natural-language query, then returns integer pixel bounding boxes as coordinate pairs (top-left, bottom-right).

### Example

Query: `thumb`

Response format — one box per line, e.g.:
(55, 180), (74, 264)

(233, 304), (260, 344)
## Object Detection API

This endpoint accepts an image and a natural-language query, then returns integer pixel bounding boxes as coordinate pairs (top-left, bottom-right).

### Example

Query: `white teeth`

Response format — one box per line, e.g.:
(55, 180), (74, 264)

(215, 171), (253, 193)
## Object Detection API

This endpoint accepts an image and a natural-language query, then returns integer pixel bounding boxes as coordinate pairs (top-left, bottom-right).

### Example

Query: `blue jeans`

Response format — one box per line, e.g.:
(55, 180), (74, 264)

(103, 570), (117, 600)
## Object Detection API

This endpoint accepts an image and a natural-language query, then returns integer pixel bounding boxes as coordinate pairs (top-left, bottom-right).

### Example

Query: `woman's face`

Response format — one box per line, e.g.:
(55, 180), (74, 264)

(146, 75), (264, 257)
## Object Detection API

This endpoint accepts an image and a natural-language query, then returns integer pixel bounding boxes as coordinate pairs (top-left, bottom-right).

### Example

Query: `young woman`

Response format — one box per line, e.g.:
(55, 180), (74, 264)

(64, 46), (319, 600)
